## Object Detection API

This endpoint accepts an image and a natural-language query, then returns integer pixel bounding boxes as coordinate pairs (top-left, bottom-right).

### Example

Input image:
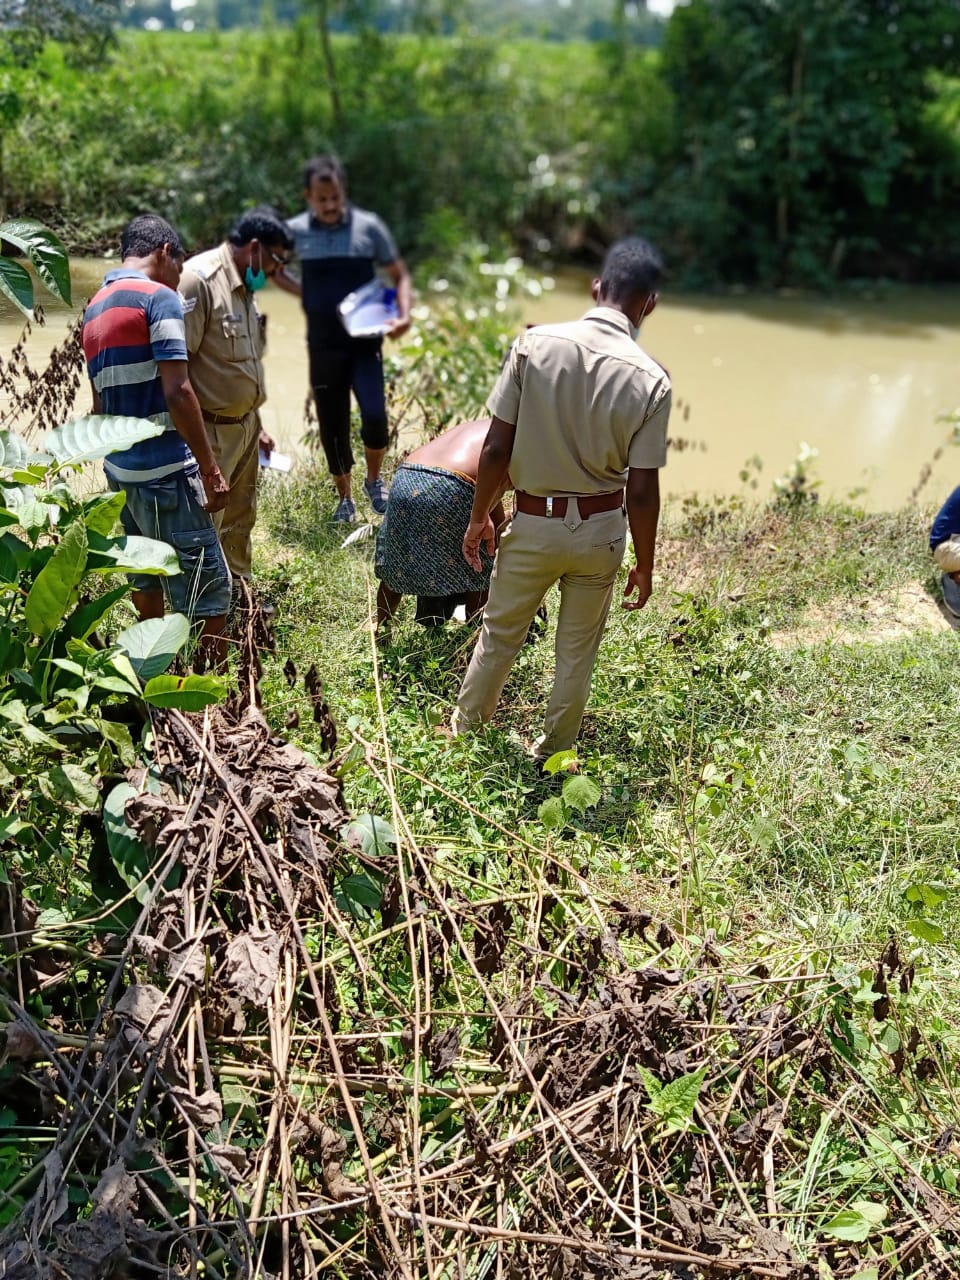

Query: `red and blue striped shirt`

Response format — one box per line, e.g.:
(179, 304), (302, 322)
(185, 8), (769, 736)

(82, 268), (194, 482)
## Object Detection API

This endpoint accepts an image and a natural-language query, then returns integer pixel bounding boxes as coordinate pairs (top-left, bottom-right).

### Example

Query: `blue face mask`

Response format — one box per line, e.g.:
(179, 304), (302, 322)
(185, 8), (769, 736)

(245, 264), (267, 292)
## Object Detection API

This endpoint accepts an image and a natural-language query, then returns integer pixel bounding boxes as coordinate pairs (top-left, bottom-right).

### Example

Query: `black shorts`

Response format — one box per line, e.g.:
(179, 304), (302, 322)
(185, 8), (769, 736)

(308, 339), (388, 475)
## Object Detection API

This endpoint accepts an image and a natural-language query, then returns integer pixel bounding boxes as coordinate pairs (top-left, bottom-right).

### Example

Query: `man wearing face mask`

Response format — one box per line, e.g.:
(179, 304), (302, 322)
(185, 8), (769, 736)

(452, 237), (671, 766)
(179, 207), (295, 582)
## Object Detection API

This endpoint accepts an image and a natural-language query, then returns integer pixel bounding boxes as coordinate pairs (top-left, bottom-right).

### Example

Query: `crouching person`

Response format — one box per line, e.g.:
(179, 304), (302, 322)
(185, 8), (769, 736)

(374, 419), (509, 632)
(930, 485), (960, 618)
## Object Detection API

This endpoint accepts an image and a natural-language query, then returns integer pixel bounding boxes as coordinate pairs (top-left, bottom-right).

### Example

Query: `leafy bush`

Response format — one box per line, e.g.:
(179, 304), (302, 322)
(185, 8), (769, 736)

(0, 418), (226, 916)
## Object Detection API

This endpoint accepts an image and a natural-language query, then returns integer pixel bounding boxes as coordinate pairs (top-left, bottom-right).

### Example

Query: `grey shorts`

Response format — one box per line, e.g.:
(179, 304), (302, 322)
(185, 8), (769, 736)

(107, 469), (232, 619)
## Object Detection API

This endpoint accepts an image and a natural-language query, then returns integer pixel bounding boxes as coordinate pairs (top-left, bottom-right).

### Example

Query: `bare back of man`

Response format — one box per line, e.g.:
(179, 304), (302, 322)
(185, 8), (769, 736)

(405, 418), (492, 480)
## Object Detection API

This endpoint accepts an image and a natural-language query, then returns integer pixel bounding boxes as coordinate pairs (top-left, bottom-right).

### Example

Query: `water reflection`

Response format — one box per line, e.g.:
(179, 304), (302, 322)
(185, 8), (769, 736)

(2, 259), (958, 510)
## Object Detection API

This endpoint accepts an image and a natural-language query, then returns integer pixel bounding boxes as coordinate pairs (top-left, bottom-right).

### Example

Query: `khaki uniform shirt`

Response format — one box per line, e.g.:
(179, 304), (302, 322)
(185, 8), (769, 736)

(487, 306), (671, 497)
(180, 242), (266, 418)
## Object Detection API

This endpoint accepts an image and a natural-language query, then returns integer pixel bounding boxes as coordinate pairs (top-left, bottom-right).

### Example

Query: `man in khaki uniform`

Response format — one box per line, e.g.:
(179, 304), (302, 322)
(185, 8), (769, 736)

(452, 237), (671, 763)
(180, 207), (294, 579)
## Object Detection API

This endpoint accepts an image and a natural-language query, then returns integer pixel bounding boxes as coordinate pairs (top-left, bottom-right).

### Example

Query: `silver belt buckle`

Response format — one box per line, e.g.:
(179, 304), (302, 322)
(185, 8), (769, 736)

(545, 496), (554, 517)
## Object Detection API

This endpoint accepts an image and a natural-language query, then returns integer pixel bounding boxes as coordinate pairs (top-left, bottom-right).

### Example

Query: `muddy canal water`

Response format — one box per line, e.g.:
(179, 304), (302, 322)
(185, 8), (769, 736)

(3, 260), (958, 511)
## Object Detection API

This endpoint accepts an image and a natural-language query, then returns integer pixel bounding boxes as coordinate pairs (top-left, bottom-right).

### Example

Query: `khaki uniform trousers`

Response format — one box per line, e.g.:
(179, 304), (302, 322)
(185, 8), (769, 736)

(454, 503), (627, 759)
(205, 410), (261, 579)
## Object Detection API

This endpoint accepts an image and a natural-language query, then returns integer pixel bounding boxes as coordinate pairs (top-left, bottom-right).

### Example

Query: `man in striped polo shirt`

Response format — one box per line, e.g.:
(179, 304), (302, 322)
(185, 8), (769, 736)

(82, 215), (232, 654)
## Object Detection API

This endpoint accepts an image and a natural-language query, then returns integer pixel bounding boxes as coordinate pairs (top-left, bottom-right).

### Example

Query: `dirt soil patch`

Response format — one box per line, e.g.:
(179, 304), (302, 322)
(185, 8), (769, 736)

(770, 583), (957, 648)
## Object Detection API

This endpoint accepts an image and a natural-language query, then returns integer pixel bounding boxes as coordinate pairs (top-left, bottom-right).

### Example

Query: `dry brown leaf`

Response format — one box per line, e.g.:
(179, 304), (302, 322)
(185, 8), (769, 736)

(222, 928), (281, 1006)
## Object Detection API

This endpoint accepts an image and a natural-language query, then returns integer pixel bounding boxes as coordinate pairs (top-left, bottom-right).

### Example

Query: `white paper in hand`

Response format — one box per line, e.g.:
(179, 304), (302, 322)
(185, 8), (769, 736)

(338, 280), (400, 338)
(259, 449), (293, 472)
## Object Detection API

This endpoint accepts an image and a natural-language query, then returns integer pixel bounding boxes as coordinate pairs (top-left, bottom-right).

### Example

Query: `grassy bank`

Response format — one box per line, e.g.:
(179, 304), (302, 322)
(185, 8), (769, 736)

(248, 467), (960, 1271)
(2, 444), (957, 1273)
(257, 471), (956, 941)
(3, 262), (959, 1269)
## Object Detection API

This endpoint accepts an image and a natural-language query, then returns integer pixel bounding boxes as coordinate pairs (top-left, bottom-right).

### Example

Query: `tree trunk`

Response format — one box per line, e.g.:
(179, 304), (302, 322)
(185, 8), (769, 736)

(316, 0), (344, 132)
(778, 41), (805, 250)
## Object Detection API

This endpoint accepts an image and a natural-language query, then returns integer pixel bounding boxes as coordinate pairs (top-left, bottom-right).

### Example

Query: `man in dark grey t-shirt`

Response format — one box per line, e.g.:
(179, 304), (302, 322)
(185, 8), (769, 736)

(277, 155), (413, 524)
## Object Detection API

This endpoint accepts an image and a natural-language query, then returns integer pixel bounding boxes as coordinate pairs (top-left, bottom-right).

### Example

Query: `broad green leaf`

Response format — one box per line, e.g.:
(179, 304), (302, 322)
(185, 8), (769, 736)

(541, 748), (578, 775)
(749, 815), (778, 851)
(116, 613), (191, 678)
(24, 520), (88, 639)
(0, 817), (30, 841)
(0, 700), (62, 750)
(103, 782), (154, 904)
(221, 1077), (258, 1121)
(904, 883), (948, 910)
(562, 773), (601, 814)
(86, 533), (180, 577)
(107, 651), (142, 695)
(0, 256), (34, 319)
(64, 586), (129, 641)
(876, 1024), (901, 1054)
(537, 796), (566, 830)
(0, 219), (71, 305)
(51, 657), (86, 679)
(1, 486), (53, 532)
(638, 1066), (663, 1101)
(142, 673), (226, 711)
(91, 675), (143, 696)
(0, 531), (30, 583)
(36, 907), (69, 931)
(822, 1201), (887, 1243)
(82, 490), (127, 536)
(343, 813), (398, 858)
(340, 872), (384, 909)
(46, 415), (165, 465)
(96, 718), (136, 766)
(0, 431), (31, 471)
(43, 763), (99, 811)
(905, 917), (944, 945)
(1, 484), (30, 507)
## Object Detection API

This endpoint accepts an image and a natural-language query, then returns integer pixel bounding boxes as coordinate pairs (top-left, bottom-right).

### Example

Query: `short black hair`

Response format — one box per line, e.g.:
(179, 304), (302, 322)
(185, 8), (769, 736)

(227, 205), (294, 252)
(599, 237), (664, 304)
(120, 214), (183, 261)
(304, 153), (346, 189)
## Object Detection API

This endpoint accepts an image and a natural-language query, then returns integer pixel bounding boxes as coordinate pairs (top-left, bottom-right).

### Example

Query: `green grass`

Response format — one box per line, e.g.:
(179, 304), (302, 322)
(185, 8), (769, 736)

(247, 467), (960, 1270)
(256, 468), (959, 943)
(3, 451), (958, 1274)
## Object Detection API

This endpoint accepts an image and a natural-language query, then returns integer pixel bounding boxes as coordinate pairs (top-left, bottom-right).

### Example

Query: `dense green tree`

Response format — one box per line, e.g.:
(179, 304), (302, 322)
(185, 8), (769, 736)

(0, 0), (120, 215)
(0, 0), (120, 60)
(656, 0), (960, 284)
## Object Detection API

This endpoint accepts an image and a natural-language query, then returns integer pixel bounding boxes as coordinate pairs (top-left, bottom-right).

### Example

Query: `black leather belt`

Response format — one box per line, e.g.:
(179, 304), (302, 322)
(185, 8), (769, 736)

(515, 489), (625, 519)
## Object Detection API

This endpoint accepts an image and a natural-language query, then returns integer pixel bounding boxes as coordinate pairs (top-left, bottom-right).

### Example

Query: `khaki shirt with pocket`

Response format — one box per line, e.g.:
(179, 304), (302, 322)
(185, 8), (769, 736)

(180, 242), (266, 419)
(487, 306), (671, 497)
